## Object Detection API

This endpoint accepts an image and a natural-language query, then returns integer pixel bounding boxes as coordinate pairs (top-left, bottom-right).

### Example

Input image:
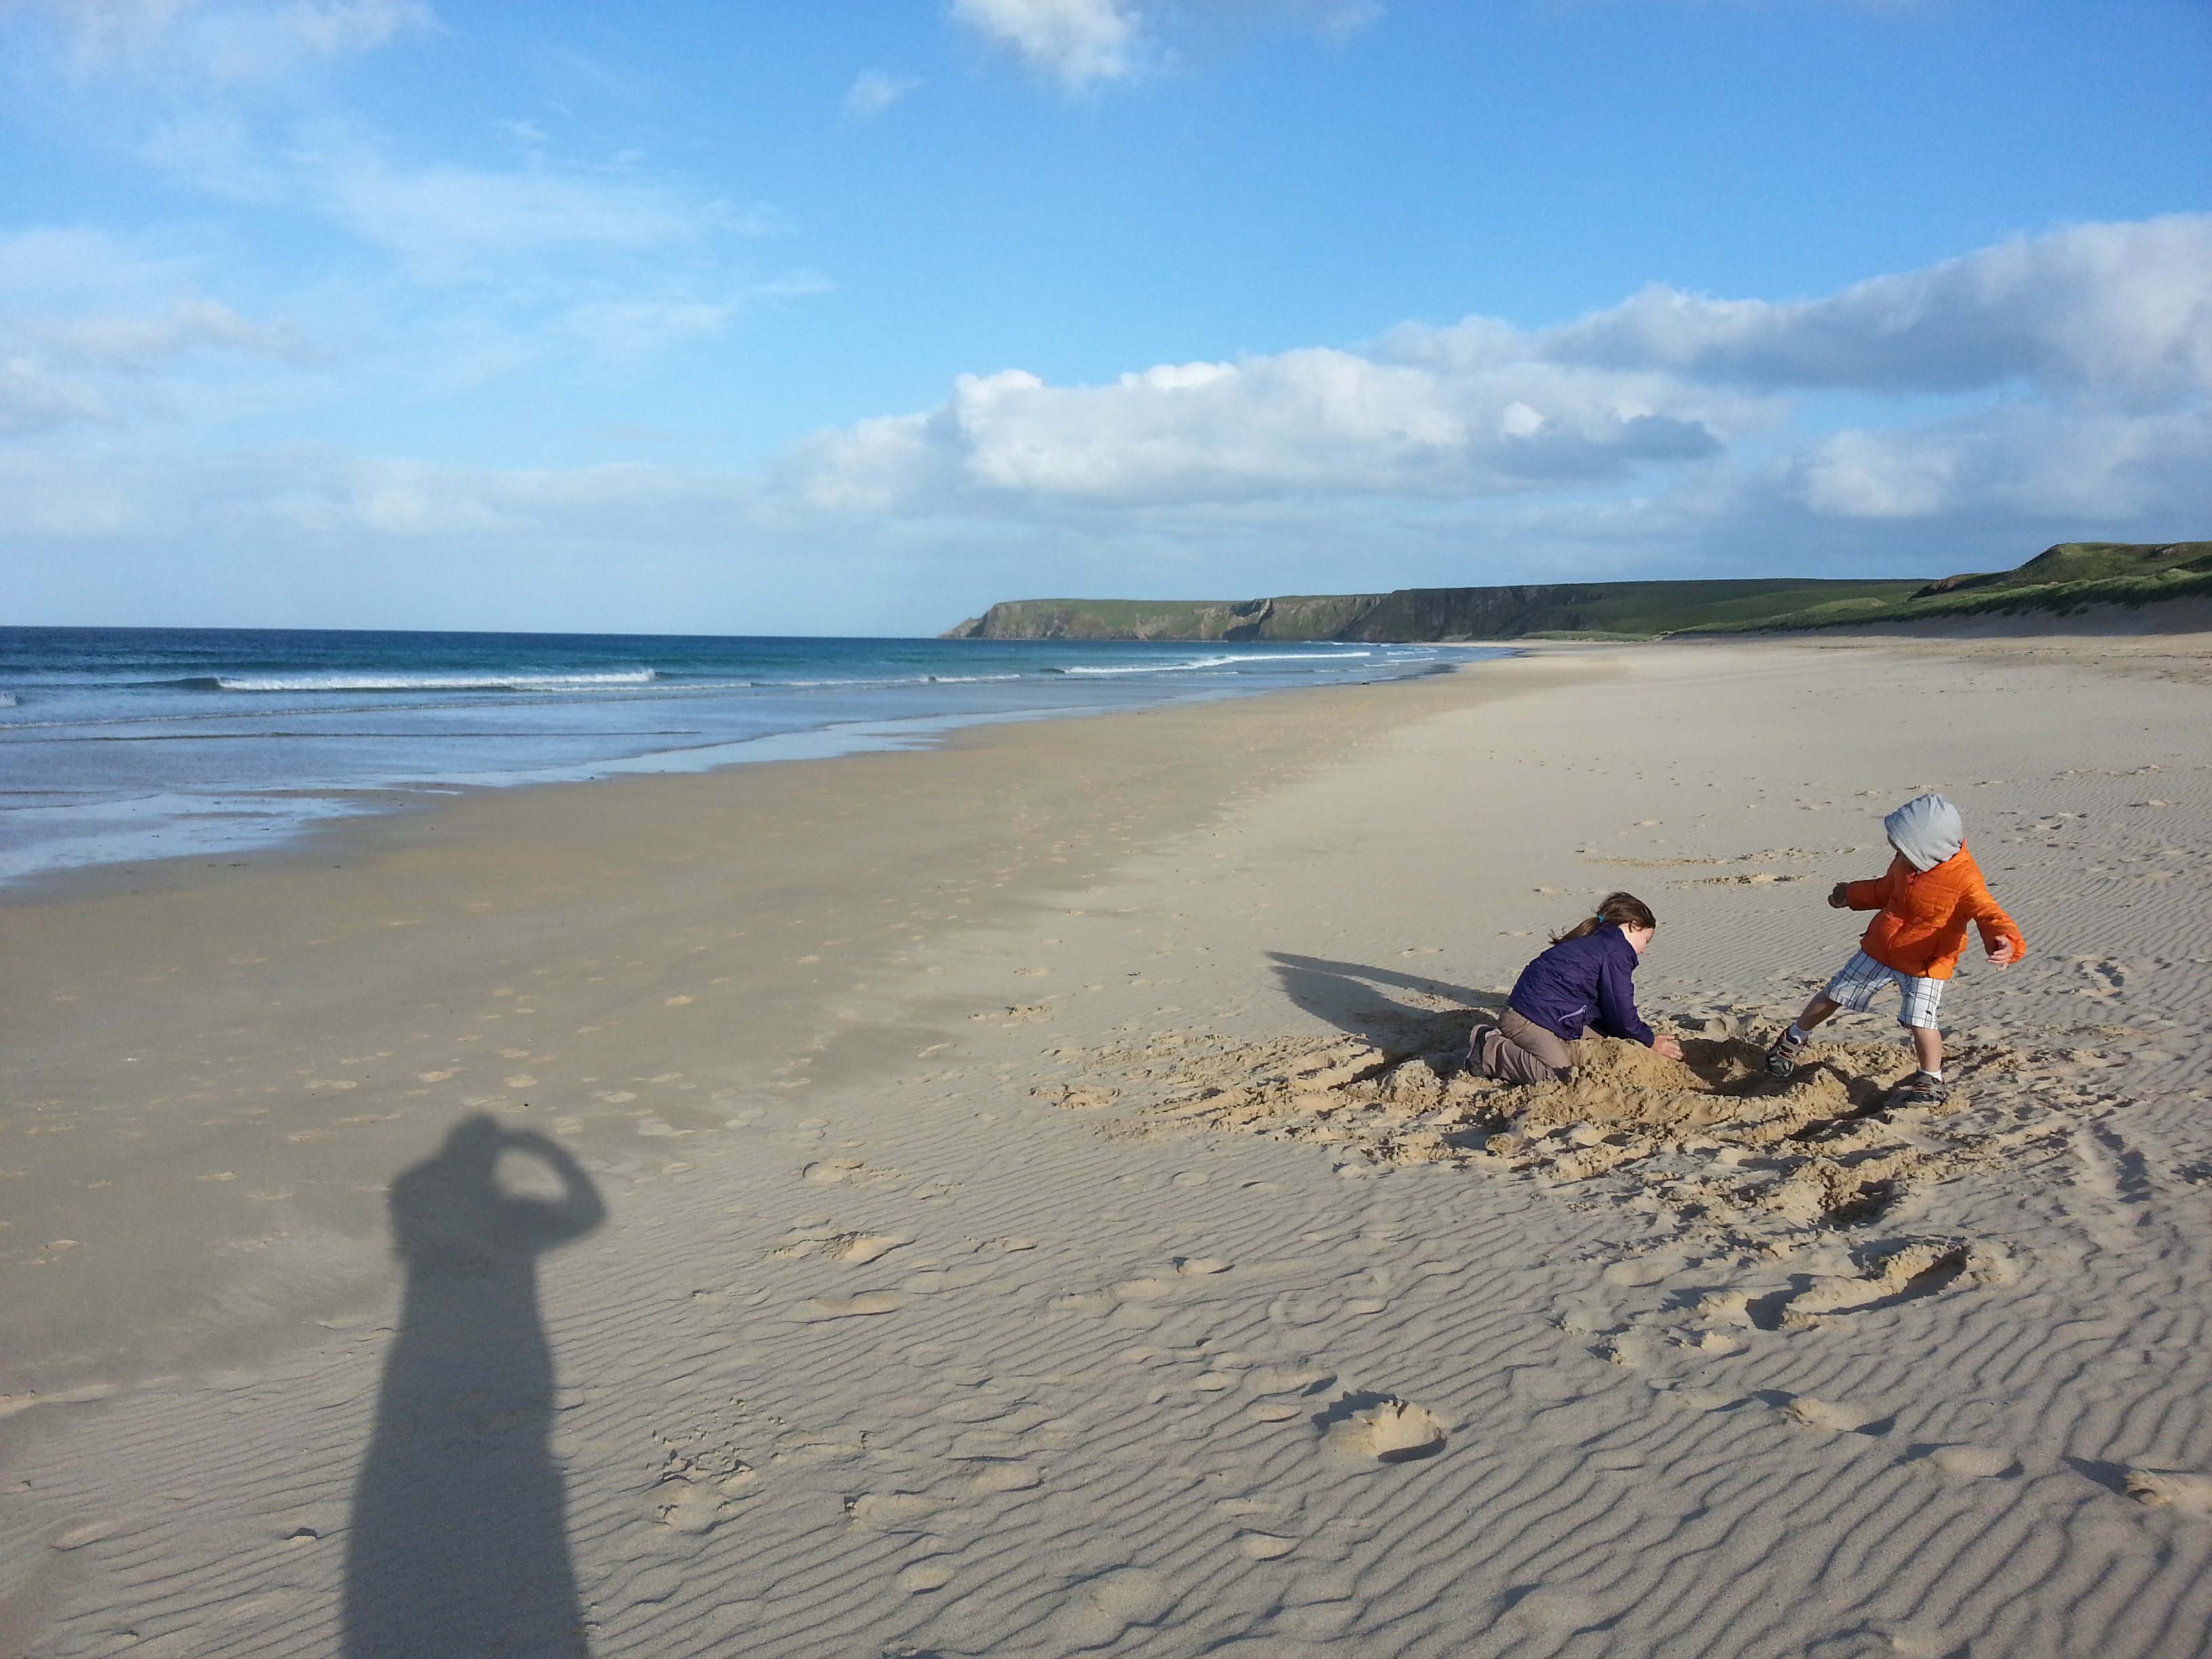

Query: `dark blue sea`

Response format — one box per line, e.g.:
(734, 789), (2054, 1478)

(0, 627), (1481, 884)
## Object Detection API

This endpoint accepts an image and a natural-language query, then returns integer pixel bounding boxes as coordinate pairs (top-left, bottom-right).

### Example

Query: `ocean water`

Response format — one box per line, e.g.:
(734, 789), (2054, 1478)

(0, 626), (1484, 884)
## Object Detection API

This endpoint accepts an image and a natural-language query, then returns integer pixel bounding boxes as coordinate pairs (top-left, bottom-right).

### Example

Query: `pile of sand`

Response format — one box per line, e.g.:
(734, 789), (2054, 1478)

(1051, 1016), (2097, 1253)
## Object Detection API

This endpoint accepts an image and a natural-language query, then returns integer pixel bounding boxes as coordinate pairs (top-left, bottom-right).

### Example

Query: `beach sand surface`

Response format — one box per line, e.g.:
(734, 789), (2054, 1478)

(3, 633), (2210, 1659)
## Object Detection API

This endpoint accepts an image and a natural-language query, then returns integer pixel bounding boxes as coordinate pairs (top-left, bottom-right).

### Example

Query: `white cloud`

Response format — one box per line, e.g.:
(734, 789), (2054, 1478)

(1797, 401), (2212, 522)
(843, 68), (919, 118)
(1528, 213), (2212, 399)
(0, 228), (306, 434)
(1798, 428), (1959, 518)
(783, 216), (2210, 538)
(952, 0), (1143, 89)
(949, 0), (1385, 90)
(787, 346), (1753, 510)
(320, 155), (741, 278)
(41, 297), (301, 368)
(28, 0), (431, 83)
(554, 272), (832, 362)
(0, 440), (753, 540)
(7, 1), (757, 283)
(1310, 2), (1382, 41)
(0, 358), (108, 436)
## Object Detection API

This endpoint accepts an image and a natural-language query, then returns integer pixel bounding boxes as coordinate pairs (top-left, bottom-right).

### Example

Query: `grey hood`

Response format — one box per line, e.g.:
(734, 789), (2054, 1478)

(1885, 792), (1963, 872)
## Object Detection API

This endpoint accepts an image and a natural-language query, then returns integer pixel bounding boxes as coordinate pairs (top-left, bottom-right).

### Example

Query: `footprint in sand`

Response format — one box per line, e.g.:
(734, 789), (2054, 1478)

(648, 1481), (733, 1535)
(1176, 1258), (1233, 1276)
(1248, 1366), (1336, 1397)
(897, 1560), (956, 1593)
(49, 1518), (123, 1551)
(2124, 1468), (2212, 1517)
(935, 1395), (1015, 1425)
(1269, 1295), (1340, 1328)
(1113, 1277), (1181, 1301)
(1780, 1242), (1985, 1326)
(788, 1292), (908, 1322)
(803, 1159), (901, 1186)
(2076, 959), (2126, 998)
(1504, 1590), (1607, 1635)
(1925, 1446), (2015, 1478)
(1321, 1397), (1448, 1463)
(1046, 1568), (1174, 1649)
(1237, 1532), (1298, 1559)
(835, 1233), (912, 1265)
(1050, 1292), (1116, 1313)
(1669, 1388), (1744, 1414)
(1602, 1256), (1682, 1288)
(1525, 1401), (1613, 1447)
(964, 1460), (1043, 1493)
(1784, 1397), (1882, 1434)
(904, 1263), (998, 1294)
(1040, 1084), (1119, 1109)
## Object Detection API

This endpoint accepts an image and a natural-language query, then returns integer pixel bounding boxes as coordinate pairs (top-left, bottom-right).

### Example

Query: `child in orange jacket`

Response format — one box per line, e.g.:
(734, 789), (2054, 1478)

(1765, 792), (2024, 1105)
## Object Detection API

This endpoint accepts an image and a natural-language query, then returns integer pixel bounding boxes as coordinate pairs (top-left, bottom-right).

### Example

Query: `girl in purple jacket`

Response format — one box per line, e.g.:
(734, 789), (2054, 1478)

(1469, 891), (1683, 1085)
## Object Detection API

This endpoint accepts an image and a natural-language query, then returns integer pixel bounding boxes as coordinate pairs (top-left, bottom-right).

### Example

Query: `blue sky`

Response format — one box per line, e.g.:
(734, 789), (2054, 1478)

(1, 0), (2207, 635)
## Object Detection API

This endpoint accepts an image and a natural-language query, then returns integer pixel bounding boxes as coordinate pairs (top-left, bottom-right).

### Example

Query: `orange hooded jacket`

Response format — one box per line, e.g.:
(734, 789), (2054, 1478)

(1843, 846), (2024, 980)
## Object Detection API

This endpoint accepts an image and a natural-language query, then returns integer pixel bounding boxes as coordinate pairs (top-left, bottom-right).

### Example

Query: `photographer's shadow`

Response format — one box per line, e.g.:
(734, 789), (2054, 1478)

(345, 1116), (605, 1659)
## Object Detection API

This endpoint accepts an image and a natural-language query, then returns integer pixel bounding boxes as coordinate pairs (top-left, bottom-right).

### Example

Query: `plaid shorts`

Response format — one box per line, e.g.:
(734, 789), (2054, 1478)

(1823, 949), (1945, 1028)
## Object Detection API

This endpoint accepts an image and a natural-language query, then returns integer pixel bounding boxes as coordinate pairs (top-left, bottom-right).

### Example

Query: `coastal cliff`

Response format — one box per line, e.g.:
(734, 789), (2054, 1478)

(941, 577), (1924, 642)
(942, 542), (2212, 642)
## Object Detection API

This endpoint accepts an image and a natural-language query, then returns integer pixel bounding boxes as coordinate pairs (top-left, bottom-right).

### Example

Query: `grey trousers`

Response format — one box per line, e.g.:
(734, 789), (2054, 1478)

(1478, 1008), (1577, 1086)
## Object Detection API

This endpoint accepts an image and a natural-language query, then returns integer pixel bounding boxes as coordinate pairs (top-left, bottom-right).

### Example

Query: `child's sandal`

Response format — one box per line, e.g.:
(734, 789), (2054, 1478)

(1888, 1071), (1950, 1107)
(1763, 1029), (1806, 1078)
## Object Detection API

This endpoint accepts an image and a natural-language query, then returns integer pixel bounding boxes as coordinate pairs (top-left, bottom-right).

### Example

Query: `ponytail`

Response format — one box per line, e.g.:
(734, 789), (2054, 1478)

(1551, 890), (1657, 945)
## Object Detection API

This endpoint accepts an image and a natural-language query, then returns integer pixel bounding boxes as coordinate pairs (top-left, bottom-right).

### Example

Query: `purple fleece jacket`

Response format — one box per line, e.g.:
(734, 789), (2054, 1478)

(1506, 924), (1654, 1046)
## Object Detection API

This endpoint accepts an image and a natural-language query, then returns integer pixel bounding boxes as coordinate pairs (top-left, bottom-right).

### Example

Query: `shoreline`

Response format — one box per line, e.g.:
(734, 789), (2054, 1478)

(0, 632), (1476, 898)
(5, 631), (2211, 1659)
(0, 652), (1500, 912)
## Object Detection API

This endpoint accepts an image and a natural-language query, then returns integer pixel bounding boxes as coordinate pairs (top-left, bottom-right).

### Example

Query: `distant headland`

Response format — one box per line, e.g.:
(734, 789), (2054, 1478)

(942, 541), (2211, 642)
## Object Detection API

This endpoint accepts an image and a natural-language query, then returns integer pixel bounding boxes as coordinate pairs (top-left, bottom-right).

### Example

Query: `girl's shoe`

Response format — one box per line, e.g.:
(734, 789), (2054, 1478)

(1889, 1071), (1950, 1107)
(1764, 1029), (1807, 1078)
(1467, 1023), (1501, 1078)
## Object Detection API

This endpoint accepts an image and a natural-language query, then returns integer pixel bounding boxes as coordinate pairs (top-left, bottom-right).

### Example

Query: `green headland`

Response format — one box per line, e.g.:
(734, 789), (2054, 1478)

(942, 541), (2211, 642)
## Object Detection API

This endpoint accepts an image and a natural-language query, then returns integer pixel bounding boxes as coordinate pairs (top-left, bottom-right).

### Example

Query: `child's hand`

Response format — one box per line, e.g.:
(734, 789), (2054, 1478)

(1988, 940), (2018, 970)
(1827, 882), (1850, 909)
(1652, 1033), (1685, 1060)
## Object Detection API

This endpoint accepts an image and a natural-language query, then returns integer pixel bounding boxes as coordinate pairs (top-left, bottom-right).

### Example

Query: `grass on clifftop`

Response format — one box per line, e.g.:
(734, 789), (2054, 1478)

(1513, 579), (1923, 636)
(1681, 542), (2212, 634)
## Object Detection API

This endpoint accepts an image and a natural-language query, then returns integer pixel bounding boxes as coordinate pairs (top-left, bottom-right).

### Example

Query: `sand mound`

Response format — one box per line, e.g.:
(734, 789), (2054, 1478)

(1056, 1013), (2105, 1263)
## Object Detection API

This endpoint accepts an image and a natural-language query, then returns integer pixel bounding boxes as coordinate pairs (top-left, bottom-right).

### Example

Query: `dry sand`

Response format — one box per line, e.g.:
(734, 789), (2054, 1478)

(3, 631), (2210, 1658)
